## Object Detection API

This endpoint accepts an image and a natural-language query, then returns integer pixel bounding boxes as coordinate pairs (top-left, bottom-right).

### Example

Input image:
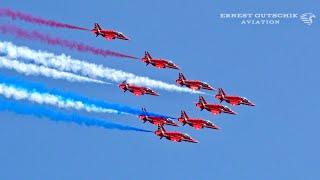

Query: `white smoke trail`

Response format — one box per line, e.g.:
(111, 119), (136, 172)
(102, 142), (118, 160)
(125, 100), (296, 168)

(0, 83), (122, 114)
(0, 41), (203, 94)
(0, 56), (106, 84)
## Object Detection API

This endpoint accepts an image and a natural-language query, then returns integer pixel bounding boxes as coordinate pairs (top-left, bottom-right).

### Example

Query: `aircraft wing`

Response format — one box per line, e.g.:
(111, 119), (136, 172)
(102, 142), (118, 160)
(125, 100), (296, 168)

(169, 136), (181, 142)
(155, 64), (166, 68)
(133, 91), (144, 96)
(104, 35), (114, 40)
(192, 124), (203, 130)
(210, 109), (220, 115)
(189, 85), (200, 90)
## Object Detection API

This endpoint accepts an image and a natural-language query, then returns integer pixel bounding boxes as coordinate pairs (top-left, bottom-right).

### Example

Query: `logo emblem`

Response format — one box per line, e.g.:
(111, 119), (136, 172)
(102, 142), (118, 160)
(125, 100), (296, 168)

(300, 13), (316, 25)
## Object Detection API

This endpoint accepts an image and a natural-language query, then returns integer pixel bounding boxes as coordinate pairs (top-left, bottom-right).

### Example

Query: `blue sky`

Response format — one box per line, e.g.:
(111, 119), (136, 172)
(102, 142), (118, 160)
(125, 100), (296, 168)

(0, 1), (319, 180)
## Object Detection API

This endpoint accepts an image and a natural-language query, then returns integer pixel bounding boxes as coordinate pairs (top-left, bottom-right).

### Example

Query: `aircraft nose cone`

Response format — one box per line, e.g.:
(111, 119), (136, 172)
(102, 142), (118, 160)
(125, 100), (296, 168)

(121, 35), (130, 40)
(192, 139), (199, 143)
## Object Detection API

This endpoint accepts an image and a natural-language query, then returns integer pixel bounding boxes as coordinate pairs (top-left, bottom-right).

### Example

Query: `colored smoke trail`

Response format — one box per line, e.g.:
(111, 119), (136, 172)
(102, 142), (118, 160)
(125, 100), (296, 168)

(0, 41), (204, 94)
(0, 8), (89, 31)
(0, 76), (171, 118)
(0, 97), (151, 133)
(0, 25), (138, 59)
(0, 82), (122, 115)
(0, 56), (106, 84)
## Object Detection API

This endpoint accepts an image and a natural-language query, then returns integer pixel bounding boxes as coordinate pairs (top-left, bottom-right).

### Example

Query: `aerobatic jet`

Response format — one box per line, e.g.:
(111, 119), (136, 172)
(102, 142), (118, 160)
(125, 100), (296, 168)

(91, 23), (129, 40)
(119, 81), (159, 96)
(155, 125), (198, 143)
(176, 73), (215, 91)
(215, 88), (255, 106)
(196, 96), (237, 115)
(141, 51), (180, 70)
(138, 108), (178, 126)
(178, 111), (219, 130)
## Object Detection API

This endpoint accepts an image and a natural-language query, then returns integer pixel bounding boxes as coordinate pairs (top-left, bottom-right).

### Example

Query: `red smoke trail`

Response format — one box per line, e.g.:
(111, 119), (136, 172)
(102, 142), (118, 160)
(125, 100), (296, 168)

(0, 25), (138, 59)
(0, 8), (89, 31)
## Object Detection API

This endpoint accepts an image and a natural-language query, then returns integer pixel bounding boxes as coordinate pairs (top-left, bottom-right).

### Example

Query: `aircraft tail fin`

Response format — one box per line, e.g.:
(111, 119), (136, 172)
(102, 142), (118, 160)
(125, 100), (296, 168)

(144, 51), (152, 61)
(142, 107), (147, 114)
(157, 124), (166, 133)
(122, 80), (127, 84)
(218, 88), (226, 99)
(180, 110), (189, 119)
(94, 23), (102, 30)
(93, 23), (102, 37)
(178, 73), (186, 81)
(199, 96), (207, 105)
(219, 88), (226, 96)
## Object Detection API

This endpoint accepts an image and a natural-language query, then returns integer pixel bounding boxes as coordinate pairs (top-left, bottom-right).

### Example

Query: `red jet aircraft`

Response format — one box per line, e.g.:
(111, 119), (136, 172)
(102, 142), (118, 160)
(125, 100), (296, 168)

(155, 125), (198, 143)
(196, 96), (237, 115)
(215, 88), (255, 106)
(178, 111), (219, 130)
(176, 73), (215, 91)
(119, 81), (159, 96)
(141, 51), (180, 70)
(138, 108), (178, 127)
(91, 23), (129, 41)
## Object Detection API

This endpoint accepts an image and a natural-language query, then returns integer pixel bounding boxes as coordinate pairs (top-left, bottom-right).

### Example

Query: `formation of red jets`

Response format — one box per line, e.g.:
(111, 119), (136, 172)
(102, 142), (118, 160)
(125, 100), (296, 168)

(92, 23), (255, 144)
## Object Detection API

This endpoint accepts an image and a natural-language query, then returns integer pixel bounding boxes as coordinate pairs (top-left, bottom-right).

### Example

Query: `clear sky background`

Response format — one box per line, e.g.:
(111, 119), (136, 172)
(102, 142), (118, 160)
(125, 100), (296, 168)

(0, 1), (319, 180)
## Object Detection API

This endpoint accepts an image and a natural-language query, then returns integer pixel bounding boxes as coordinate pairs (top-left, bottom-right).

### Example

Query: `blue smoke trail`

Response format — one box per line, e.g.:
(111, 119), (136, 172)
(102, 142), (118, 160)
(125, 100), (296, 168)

(0, 74), (174, 118)
(0, 97), (151, 132)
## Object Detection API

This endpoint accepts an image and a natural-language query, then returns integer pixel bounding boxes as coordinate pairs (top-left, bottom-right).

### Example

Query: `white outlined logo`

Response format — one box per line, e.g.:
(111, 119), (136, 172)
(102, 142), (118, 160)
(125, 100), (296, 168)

(219, 12), (316, 26)
(300, 13), (316, 25)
